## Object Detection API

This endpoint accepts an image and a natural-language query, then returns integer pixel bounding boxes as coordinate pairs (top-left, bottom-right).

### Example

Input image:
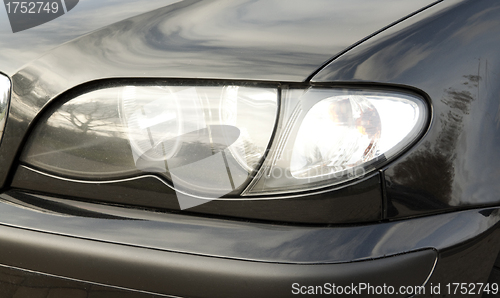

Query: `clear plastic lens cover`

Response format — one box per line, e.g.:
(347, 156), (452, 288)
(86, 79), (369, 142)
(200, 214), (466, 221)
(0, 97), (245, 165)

(244, 88), (428, 195)
(22, 84), (278, 199)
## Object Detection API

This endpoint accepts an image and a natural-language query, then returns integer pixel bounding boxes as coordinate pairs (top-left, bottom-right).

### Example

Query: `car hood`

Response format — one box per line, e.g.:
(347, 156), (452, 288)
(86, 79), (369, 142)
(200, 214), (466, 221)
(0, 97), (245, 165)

(0, 0), (436, 85)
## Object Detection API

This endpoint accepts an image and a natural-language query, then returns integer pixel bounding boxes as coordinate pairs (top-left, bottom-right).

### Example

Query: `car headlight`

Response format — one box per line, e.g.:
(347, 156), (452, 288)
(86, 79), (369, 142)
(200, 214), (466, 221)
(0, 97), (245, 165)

(21, 82), (427, 202)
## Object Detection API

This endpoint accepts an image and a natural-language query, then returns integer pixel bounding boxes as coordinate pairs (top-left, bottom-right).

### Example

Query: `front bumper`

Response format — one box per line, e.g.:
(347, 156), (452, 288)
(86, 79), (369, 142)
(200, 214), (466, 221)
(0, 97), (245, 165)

(0, 190), (499, 297)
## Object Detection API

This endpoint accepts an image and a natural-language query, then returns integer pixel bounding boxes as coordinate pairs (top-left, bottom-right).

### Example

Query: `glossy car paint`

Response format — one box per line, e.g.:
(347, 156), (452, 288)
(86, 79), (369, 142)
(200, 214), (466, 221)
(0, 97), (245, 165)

(0, 0), (500, 297)
(0, 190), (495, 264)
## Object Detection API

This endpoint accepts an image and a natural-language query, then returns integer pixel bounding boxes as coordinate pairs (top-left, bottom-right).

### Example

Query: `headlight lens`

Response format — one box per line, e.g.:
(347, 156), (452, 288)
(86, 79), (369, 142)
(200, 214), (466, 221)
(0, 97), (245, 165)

(243, 88), (427, 195)
(0, 74), (10, 144)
